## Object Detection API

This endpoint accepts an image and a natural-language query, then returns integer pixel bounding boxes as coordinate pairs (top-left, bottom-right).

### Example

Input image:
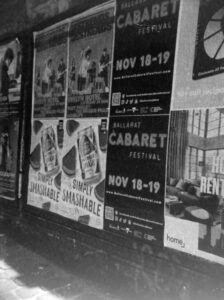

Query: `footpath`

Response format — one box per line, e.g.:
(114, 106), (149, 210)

(0, 217), (125, 300)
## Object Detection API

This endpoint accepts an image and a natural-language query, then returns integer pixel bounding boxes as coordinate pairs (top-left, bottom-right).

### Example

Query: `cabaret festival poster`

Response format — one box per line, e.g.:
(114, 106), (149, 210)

(33, 23), (68, 118)
(67, 8), (114, 118)
(110, 0), (179, 116)
(104, 115), (168, 244)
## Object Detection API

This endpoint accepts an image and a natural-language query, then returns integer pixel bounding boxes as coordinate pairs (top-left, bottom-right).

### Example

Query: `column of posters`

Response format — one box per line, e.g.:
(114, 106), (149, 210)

(104, 0), (180, 244)
(165, 0), (224, 265)
(0, 39), (22, 200)
(28, 5), (114, 230)
(60, 9), (114, 229)
(28, 23), (68, 212)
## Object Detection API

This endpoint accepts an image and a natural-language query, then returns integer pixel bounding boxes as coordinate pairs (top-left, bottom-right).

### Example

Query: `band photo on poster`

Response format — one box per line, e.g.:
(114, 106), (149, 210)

(67, 8), (114, 118)
(33, 24), (68, 118)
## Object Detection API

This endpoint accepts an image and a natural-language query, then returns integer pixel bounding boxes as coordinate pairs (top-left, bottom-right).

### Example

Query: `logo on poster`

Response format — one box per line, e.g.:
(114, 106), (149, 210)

(112, 92), (121, 106)
(166, 233), (185, 249)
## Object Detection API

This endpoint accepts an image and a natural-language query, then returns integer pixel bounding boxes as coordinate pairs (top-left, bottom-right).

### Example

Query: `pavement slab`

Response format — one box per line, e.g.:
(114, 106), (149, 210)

(0, 223), (125, 300)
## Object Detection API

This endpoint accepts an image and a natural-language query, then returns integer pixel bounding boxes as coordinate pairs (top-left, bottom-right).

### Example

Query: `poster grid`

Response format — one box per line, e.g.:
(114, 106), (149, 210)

(28, 5), (114, 230)
(104, 0), (180, 244)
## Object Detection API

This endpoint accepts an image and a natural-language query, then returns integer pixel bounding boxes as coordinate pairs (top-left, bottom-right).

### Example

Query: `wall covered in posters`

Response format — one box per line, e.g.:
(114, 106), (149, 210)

(27, 3), (114, 230)
(0, 39), (22, 201)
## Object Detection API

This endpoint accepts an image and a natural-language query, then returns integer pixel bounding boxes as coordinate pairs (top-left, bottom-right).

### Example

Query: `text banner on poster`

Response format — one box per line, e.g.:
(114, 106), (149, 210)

(67, 8), (114, 118)
(165, 109), (224, 264)
(28, 119), (63, 212)
(0, 39), (22, 118)
(104, 115), (168, 244)
(171, 0), (224, 110)
(110, 0), (179, 116)
(0, 118), (19, 200)
(33, 24), (68, 119)
(60, 118), (108, 229)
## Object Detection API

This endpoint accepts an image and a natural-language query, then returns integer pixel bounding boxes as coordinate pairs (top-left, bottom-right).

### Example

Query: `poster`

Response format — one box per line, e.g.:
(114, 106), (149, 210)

(67, 9), (114, 118)
(193, 0), (224, 80)
(27, 119), (63, 212)
(0, 118), (19, 200)
(104, 116), (168, 243)
(33, 24), (68, 118)
(60, 118), (108, 229)
(110, 0), (179, 116)
(0, 39), (22, 118)
(165, 109), (224, 264)
(171, 0), (224, 110)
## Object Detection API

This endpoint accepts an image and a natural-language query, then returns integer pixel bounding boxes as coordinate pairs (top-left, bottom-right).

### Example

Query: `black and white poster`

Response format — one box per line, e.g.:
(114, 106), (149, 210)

(110, 0), (179, 116)
(67, 9), (114, 118)
(0, 118), (19, 200)
(193, 0), (224, 80)
(104, 115), (168, 243)
(0, 39), (22, 118)
(165, 109), (224, 265)
(33, 23), (68, 119)
(171, 0), (224, 110)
